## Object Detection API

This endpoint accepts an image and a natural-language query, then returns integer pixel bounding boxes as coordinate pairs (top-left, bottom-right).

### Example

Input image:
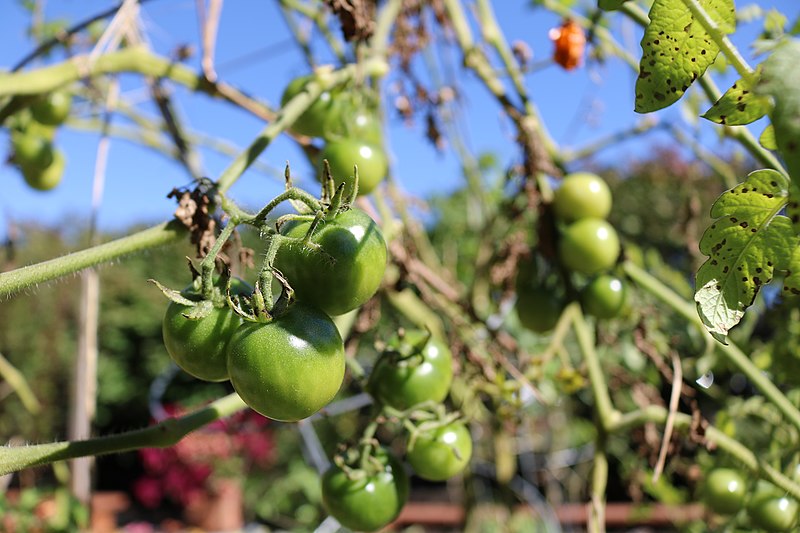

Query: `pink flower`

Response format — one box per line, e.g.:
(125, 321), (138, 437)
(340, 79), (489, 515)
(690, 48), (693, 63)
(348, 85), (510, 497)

(132, 477), (163, 509)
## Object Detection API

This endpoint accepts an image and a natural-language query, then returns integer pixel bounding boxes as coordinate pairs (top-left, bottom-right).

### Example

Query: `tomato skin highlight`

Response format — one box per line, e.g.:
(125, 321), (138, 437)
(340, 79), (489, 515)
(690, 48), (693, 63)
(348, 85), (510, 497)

(319, 138), (388, 195)
(553, 172), (612, 222)
(368, 330), (453, 410)
(274, 208), (387, 316)
(226, 303), (345, 422)
(703, 468), (747, 515)
(407, 421), (473, 481)
(321, 448), (409, 532)
(162, 278), (250, 382)
(558, 218), (621, 276)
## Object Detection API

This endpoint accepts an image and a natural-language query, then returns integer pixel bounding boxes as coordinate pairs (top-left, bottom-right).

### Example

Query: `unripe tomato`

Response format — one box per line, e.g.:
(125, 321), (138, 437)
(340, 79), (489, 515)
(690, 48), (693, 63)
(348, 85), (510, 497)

(321, 447), (409, 532)
(703, 468), (747, 515)
(319, 139), (388, 195)
(227, 303), (345, 422)
(274, 208), (387, 316)
(553, 172), (612, 222)
(747, 481), (799, 531)
(280, 75), (335, 138)
(368, 330), (453, 410)
(558, 218), (620, 275)
(162, 278), (251, 382)
(21, 149), (65, 191)
(323, 102), (383, 145)
(581, 274), (628, 319)
(515, 284), (563, 333)
(407, 421), (472, 481)
(30, 91), (72, 126)
(12, 132), (54, 169)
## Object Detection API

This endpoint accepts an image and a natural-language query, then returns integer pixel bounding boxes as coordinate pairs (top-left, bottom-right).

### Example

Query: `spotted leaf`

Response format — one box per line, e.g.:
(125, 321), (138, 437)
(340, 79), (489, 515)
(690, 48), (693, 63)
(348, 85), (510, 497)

(695, 169), (795, 341)
(702, 70), (771, 125)
(635, 0), (736, 113)
(756, 39), (800, 181)
(759, 124), (778, 151)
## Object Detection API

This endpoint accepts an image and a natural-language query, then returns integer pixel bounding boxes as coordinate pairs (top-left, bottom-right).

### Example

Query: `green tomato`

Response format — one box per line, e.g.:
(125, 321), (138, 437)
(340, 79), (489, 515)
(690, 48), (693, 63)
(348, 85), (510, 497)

(747, 481), (799, 532)
(321, 447), (409, 532)
(274, 208), (387, 316)
(30, 91), (73, 126)
(11, 132), (54, 169)
(515, 285), (563, 333)
(368, 330), (453, 410)
(703, 468), (747, 515)
(280, 75), (335, 138)
(407, 421), (472, 481)
(553, 172), (612, 222)
(319, 139), (388, 196)
(226, 303), (345, 422)
(21, 149), (65, 191)
(581, 274), (628, 319)
(558, 218), (620, 275)
(322, 101), (383, 145)
(162, 278), (251, 382)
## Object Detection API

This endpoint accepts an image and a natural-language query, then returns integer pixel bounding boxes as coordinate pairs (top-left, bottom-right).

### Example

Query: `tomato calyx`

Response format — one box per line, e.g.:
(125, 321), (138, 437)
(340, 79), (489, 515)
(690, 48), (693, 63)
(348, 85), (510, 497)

(151, 262), (245, 320)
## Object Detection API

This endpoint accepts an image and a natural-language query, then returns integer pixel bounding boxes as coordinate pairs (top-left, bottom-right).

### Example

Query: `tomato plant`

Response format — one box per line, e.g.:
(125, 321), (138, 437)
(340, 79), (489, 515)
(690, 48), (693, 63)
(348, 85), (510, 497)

(702, 468), (747, 515)
(321, 447), (409, 532)
(11, 132), (54, 169)
(580, 274), (628, 319)
(273, 207), (387, 316)
(318, 138), (388, 195)
(558, 218), (620, 276)
(20, 149), (65, 191)
(368, 329), (453, 410)
(553, 172), (612, 222)
(30, 91), (72, 126)
(226, 303), (345, 422)
(407, 421), (472, 481)
(280, 74), (335, 138)
(161, 278), (251, 383)
(747, 481), (799, 532)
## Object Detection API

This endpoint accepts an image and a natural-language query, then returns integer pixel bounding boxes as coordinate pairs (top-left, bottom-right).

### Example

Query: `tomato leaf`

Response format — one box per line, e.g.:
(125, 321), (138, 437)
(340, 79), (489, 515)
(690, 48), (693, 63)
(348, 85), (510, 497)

(694, 170), (795, 341)
(149, 278), (197, 306)
(702, 70), (771, 125)
(635, 0), (736, 113)
(759, 124), (778, 151)
(756, 38), (800, 181)
(784, 246), (800, 298)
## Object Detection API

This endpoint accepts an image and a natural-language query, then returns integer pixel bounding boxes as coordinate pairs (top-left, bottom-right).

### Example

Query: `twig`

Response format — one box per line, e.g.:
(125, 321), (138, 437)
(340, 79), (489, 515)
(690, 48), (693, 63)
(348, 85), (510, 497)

(652, 352), (682, 483)
(197, 0), (224, 82)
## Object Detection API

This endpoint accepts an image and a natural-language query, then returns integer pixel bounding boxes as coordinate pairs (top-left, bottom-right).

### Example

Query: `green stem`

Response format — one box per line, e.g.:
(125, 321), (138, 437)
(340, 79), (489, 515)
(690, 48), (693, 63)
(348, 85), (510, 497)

(622, 261), (800, 433)
(679, 0), (754, 82)
(571, 302), (620, 431)
(589, 433), (608, 533)
(0, 221), (187, 299)
(199, 221), (240, 296)
(0, 352), (41, 414)
(610, 405), (800, 500)
(0, 393), (247, 476)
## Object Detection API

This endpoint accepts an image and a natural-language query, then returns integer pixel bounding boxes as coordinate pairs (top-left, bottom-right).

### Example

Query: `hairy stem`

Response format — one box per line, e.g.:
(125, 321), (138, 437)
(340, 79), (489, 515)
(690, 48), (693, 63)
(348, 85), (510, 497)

(0, 393), (247, 476)
(0, 221), (187, 299)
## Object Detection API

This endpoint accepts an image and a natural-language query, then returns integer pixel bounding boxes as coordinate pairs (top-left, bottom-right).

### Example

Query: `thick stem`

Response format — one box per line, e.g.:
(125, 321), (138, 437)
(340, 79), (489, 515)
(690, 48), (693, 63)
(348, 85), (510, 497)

(622, 261), (800, 433)
(0, 393), (248, 476)
(0, 221), (187, 299)
(589, 433), (608, 533)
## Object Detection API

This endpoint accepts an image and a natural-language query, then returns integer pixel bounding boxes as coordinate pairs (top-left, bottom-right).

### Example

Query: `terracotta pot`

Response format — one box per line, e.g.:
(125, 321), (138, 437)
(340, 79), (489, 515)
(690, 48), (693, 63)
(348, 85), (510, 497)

(183, 478), (244, 532)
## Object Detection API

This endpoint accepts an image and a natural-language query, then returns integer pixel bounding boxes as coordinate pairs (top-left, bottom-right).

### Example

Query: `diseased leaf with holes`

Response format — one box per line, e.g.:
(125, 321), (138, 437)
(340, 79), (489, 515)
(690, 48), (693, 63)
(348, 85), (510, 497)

(702, 71), (771, 125)
(785, 246), (800, 298)
(759, 124), (778, 150)
(788, 181), (800, 234)
(756, 39), (800, 180)
(695, 170), (795, 341)
(635, 0), (736, 113)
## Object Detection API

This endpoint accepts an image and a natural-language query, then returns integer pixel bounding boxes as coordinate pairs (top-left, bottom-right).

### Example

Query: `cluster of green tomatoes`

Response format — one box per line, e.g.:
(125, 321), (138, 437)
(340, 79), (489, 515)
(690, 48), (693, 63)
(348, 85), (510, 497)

(8, 91), (72, 191)
(281, 72), (389, 196)
(516, 171), (629, 334)
(703, 467), (799, 531)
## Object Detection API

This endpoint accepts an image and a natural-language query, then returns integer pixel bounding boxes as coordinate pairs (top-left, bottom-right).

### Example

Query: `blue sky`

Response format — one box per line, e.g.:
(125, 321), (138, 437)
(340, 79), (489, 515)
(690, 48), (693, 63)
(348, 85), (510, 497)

(0, 1), (798, 239)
